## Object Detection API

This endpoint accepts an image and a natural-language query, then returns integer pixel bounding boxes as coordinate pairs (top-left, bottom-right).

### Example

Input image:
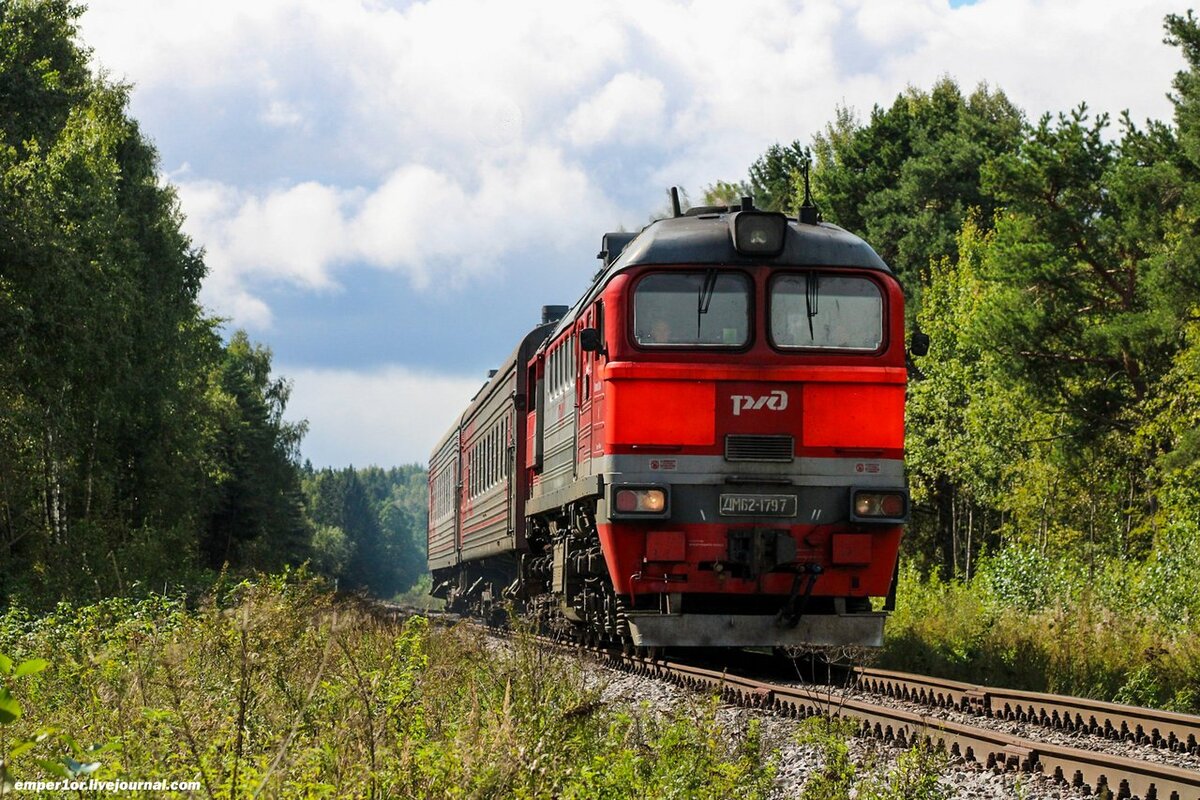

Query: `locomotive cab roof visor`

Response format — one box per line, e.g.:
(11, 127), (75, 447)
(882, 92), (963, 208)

(729, 211), (787, 257)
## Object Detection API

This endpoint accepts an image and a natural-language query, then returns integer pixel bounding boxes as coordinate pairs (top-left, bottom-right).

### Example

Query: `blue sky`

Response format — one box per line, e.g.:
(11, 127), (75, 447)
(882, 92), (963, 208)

(78, 0), (1185, 467)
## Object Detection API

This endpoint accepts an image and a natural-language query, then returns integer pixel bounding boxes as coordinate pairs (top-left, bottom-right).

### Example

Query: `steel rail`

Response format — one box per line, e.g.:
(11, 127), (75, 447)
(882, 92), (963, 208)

(613, 654), (1200, 800)
(853, 667), (1200, 755)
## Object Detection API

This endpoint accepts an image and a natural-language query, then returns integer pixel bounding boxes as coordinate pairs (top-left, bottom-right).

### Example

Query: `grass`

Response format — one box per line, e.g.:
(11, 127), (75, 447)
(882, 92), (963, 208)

(0, 566), (1006, 798)
(0, 571), (780, 798)
(879, 559), (1200, 712)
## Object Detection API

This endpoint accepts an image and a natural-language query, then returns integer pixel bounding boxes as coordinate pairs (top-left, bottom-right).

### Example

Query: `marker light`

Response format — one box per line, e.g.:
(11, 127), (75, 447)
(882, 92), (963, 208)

(614, 487), (668, 515)
(851, 491), (908, 521)
(730, 211), (787, 257)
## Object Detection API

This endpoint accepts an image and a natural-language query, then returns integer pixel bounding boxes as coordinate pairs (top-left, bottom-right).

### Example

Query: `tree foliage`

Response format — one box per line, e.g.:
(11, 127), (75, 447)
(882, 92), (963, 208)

(748, 140), (810, 213)
(977, 107), (1182, 426)
(903, 15), (1200, 580)
(811, 79), (1024, 290)
(302, 466), (427, 596)
(0, 0), (325, 603)
(201, 333), (308, 570)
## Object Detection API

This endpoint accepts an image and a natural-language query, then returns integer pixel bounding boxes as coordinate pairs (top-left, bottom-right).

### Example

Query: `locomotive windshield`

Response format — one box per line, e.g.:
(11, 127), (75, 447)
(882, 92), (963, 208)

(770, 273), (883, 351)
(633, 271), (750, 347)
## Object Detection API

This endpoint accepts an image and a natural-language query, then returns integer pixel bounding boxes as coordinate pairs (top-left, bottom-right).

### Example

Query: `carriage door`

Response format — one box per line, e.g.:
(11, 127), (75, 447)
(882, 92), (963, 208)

(567, 332), (579, 481)
(576, 309), (594, 476)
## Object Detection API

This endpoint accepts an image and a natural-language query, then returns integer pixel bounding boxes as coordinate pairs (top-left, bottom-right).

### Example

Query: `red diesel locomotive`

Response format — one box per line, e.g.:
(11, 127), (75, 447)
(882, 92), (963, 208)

(428, 194), (915, 648)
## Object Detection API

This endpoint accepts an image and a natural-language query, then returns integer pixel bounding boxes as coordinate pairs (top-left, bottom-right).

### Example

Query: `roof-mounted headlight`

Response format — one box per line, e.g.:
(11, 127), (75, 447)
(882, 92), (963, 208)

(729, 211), (787, 257)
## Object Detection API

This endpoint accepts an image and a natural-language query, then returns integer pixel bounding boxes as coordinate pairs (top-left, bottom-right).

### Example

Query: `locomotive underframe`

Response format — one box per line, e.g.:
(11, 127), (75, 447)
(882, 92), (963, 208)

(437, 470), (895, 648)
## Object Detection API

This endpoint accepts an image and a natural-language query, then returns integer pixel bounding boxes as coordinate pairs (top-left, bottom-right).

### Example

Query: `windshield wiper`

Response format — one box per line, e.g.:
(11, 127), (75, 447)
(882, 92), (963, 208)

(805, 272), (820, 340)
(697, 269), (718, 336)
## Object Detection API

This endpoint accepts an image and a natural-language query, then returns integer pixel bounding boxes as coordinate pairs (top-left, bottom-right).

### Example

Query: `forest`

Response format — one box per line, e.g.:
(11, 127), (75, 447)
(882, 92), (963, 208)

(0, 0), (427, 607)
(4, 0), (1200, 709)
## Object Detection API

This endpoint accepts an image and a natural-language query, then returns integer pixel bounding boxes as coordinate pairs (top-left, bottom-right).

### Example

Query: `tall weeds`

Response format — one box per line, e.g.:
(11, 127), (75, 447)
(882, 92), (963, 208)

(0, 573), (777, 798)
(881, 559), (1200, 710)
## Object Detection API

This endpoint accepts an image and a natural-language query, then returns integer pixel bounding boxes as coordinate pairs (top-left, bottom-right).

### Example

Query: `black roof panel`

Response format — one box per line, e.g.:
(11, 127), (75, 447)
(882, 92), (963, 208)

(613, 214), (889, 273)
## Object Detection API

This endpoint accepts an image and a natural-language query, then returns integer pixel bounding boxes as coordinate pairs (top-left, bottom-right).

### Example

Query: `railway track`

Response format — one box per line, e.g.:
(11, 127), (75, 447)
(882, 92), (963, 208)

(851, 667), (1200, 755)
(385, 605), (1200, 799)
(596, 649), (1200, 800)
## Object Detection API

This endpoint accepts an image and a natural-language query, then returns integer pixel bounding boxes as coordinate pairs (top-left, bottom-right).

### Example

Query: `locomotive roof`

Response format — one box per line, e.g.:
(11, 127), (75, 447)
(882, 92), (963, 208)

(548, 212), (891, 341)
(614, 213), (889, 274)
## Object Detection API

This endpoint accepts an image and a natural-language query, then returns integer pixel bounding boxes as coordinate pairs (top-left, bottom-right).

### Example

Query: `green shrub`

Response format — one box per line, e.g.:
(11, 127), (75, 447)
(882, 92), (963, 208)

(797, 716), (859, 800)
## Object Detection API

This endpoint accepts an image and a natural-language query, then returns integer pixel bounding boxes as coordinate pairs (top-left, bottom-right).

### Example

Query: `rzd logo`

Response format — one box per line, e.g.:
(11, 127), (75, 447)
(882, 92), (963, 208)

(731, 390), (788, 416)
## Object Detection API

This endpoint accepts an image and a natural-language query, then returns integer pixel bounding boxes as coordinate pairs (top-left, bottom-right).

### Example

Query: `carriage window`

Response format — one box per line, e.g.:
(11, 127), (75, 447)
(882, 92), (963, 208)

(633, 271), (751, 347)
(770, 274), (883, 351)
(567, 336), (575, 386)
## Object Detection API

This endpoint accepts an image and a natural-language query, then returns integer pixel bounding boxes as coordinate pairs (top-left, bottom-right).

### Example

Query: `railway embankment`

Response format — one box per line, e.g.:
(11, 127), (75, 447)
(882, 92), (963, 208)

(575, 642), (1200, 799)
(587, 655), (1098, 800)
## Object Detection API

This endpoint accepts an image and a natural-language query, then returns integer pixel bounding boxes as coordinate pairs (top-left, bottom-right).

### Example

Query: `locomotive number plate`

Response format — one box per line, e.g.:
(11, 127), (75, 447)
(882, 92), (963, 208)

(718, 493), (798, 517)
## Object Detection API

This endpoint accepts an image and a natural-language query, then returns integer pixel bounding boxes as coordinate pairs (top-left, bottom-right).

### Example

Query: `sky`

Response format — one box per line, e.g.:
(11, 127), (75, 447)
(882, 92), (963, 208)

(77, 0), (1187, 468)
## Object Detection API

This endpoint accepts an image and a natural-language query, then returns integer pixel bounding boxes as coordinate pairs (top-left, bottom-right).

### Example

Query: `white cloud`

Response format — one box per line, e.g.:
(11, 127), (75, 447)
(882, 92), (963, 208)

(87, 0), (1188, 326)
(199, 269), (274, 329)
(224, 182), (351, 289)
(83, 1), (1186, 166)
(853, 0), (944, 45)
(349, 165), (472, 289)
(177, 179), (278, 327)
(283, 364), (487, 467)
(858, 0), (1184, 125)
(261, 100), (304, 128)
(81, 0), (631, 173)
(353, 146), (605, 281)
(564, 73), (667, 147)
(178, 179), (349, 326)
(177, 148), (612, 324)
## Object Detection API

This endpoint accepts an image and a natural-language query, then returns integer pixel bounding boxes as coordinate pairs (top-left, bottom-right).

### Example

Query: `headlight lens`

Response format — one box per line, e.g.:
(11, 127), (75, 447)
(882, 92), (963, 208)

(853, 491), (907, 519)
(615, 487), (667, 514)
(729, 211), (787, 257)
